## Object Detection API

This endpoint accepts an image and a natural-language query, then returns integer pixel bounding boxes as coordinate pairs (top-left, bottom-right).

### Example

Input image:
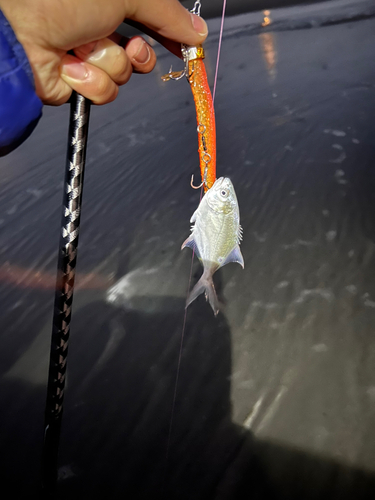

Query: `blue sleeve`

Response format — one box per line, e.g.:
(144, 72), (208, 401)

(0, 10), (43, 156)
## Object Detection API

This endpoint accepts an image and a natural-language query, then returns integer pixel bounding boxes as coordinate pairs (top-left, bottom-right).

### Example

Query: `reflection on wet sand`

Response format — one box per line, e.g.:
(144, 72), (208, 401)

(262, 9), (272, 27)
(259, 11), (277, 82)
(0, 263), (113, 290)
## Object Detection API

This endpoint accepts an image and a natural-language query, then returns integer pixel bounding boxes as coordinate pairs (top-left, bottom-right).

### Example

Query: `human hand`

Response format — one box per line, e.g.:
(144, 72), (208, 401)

(0, 0), (208, 105)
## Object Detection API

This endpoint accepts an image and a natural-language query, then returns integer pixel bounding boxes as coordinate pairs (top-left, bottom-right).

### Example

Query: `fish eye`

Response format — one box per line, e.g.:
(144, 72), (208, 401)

(220, 189), (228, 197)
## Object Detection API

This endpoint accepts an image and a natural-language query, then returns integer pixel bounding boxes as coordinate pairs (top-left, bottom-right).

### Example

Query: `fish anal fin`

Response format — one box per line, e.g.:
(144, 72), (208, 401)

(222, 245), (244, 269)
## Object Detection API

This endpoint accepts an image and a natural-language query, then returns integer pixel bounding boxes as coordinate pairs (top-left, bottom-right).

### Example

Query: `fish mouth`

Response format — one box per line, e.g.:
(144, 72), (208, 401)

(215, 177), (232, 189)
(215, 177), (233, 190)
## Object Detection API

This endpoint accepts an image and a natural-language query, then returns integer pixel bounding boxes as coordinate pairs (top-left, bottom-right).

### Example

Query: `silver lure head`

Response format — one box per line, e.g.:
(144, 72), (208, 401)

(205, 177), (239, 215)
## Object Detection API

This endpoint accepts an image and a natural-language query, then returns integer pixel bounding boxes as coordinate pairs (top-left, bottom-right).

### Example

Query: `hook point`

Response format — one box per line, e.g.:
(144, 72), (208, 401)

(190, 174), (204, 189)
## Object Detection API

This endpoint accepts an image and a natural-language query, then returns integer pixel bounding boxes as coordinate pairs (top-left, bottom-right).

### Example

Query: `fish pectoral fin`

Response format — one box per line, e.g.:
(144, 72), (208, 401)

(181, 234), (200, 258)
(223, 245), (244, 268)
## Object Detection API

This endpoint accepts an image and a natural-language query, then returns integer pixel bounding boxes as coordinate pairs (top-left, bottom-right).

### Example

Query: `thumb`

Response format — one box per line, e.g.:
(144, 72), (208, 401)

(126, 0), (208, 47)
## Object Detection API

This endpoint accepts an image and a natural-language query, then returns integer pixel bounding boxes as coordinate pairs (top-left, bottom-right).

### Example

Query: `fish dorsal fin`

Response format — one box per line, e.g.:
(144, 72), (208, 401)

(237, 224), (243, 244)
(181, 234), (201, 259)
(222, 245), (244, 268)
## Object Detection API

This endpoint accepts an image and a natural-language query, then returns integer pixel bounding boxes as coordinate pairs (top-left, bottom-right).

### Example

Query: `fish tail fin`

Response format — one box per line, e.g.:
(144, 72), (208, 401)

(186, 272), (220, 316)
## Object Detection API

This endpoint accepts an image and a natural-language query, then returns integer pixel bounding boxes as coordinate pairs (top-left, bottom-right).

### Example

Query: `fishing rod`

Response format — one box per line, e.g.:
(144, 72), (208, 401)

(41, 91), (91, 498)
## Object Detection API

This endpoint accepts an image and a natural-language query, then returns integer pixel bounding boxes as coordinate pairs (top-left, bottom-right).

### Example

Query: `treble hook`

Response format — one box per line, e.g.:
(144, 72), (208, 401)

(160, 65), (186, 82)
(161, 44), (190, 83)
(161, 44), (202, 83)
(190, 174), (204, 189)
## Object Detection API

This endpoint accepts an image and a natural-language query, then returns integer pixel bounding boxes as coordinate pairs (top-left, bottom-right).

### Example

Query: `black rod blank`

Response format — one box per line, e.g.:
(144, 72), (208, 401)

(42, 93), (91, 497)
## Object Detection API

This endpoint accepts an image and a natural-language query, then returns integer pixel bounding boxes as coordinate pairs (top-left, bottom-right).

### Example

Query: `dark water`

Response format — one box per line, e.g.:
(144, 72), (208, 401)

(0, 1), (375, 498)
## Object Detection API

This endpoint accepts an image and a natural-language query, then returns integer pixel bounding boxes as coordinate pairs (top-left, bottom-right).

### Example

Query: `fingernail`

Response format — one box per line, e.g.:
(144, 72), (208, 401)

(61, 62), (88, 81)
(190, 13), (208, 36)
(133, 40), (150, 64)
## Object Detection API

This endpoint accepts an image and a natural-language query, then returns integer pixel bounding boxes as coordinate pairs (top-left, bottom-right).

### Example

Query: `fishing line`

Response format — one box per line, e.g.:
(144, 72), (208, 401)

(213, 0), (227, 103)
(164, 0), (227, 487)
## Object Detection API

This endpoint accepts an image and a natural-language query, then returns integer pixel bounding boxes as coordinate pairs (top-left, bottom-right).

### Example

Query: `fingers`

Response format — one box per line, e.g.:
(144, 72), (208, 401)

(60, 54), (119, 105)
(108, 35), (156, 74)
(127, 0), (208, 47)
(74, 38), (132, 85)
(60, 36), (156, 105)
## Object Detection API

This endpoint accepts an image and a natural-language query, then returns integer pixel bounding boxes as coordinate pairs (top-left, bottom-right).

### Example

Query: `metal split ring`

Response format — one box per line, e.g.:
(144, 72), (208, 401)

(202, 152), (211, 164)
(197, 124), (206, 134)
(190, 1), (202, 16)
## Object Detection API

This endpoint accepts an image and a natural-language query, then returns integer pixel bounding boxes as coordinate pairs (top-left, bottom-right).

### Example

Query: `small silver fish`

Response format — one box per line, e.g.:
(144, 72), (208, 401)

(182, 177), (244, 315)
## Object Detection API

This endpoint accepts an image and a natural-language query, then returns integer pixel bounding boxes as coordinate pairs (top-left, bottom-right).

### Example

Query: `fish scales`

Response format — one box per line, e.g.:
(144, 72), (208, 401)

(194, 211), (236, 264)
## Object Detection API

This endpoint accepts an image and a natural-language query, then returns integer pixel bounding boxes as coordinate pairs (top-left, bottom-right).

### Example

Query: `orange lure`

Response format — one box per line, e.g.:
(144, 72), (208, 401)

(188, 47), (216, 191)
(162, 45), (216, 191)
